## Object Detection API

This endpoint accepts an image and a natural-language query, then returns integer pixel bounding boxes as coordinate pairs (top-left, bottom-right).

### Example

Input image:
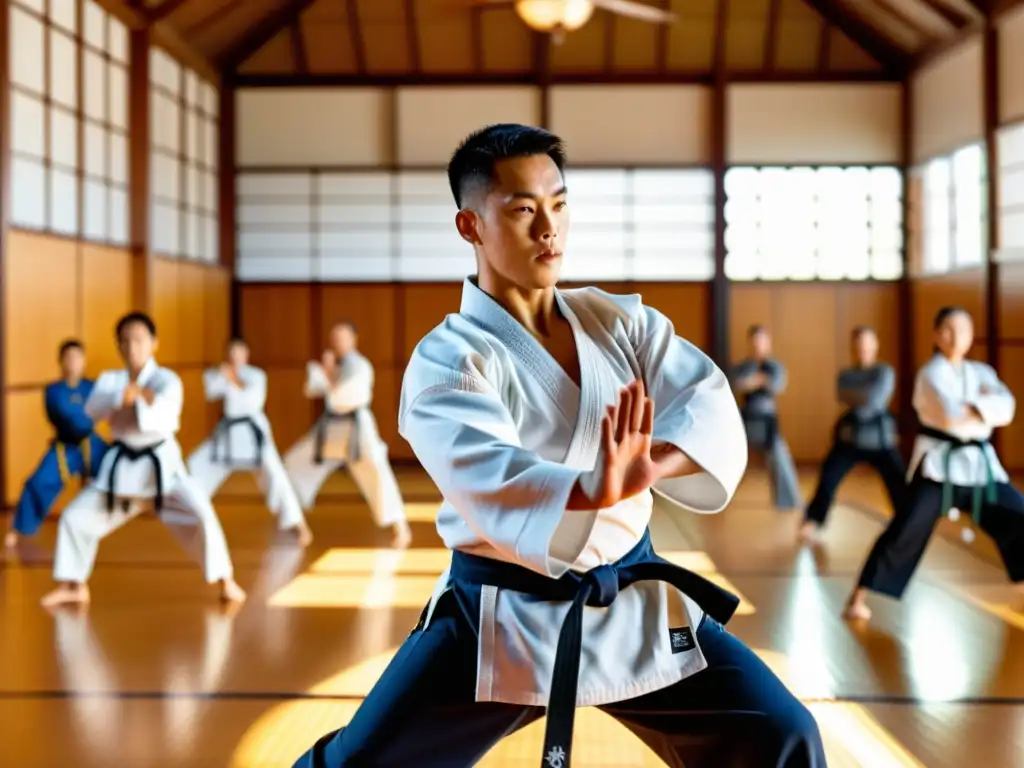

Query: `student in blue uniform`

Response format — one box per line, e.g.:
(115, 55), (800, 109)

(4, 340), (108, 548)
(800, 326), (906, 544)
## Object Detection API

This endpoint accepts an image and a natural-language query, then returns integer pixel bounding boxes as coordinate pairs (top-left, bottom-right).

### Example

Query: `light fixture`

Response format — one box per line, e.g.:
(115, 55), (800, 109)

(514, 0), (595, 34)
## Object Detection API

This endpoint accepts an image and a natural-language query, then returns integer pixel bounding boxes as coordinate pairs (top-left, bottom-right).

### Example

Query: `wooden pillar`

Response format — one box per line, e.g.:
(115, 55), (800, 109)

(710, 72), (728, 366)
(129, 28), (152, 313)
(897, 79), (915, 457)
(219, 78), (239, 336)
(0, 0), (11, 505)
(983, 19), (1001, 453)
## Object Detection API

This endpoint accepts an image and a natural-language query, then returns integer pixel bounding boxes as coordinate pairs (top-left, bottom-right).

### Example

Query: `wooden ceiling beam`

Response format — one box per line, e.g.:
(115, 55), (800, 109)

(145, 0), (190, 24)
(471, 5), (484, 71)
(290, 18), (308, 73)
(604, 13), (616, 72)
(181, 0), (244, 36)
(870, 0), (941, 41)
(346, 0), (367, 74)
(404, 0), (421, 72)
(764, 0), (782, 69)
(215, 0), (320, 71)
(713, 0), (729, 73)
(656, 0), (670, 70)
(916, 0), (972, 27)
(817, 20), (831, 70)
(799, 0), (910, 73)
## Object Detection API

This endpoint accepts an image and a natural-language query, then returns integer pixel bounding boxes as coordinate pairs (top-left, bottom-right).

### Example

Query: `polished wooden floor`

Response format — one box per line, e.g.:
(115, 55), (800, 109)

(2, 464), (1023, 767)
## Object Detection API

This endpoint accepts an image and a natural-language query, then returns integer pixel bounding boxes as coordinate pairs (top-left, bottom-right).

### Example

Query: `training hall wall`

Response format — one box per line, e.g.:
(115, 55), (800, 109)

(1, 0), (231, 507)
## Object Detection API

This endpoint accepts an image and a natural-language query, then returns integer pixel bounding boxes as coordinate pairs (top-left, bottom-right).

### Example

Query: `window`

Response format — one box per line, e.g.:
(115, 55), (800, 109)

(236, 168), (715, 283)
(917, 141), (987, 275)
(998, 122), (1024, 263)
(8, 0), (129, 242)
(724, 165), (903, 281)
(149, 48), (219, 262)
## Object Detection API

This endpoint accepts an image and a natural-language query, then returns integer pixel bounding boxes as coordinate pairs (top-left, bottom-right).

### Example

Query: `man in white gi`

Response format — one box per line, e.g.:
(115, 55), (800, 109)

(40, 312), (246, 608)
(293, 124), (824, 767)
(187, 338), (312, 546)
(283, 323), (411, 549)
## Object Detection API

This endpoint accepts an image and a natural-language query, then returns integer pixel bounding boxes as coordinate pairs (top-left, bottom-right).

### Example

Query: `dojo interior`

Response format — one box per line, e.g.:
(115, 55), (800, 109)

(2, 0), (1024, 764)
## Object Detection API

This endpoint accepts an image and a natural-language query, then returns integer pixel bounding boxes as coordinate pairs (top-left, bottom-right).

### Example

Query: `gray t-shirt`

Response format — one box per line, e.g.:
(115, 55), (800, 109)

(835, 363), (898, 450)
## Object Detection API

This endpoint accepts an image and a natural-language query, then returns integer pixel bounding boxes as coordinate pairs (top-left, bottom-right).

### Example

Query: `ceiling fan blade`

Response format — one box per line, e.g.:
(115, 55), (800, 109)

(592, 0), (677, 23)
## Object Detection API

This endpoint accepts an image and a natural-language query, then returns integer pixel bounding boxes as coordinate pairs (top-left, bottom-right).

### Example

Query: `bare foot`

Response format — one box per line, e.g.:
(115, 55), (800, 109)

(293, 521), (313, 547)
(798, 521), (822, 545)
(41, 583), (91, 608)
(842, 590), (872, 621)
(3, 531), (17, 549)
(219, 578), (247, 604)
(391, 521), (412, 550)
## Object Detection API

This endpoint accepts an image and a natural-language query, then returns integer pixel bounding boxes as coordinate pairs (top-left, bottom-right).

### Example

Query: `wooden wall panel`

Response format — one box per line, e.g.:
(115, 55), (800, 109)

(910, 269), (987, 367)
(176, 262), (208, 367)
(81, 245), (133, 376)
(3, 390), (56, 509)
(264, 368), (315, 450)
(729, 283), (902, 463)
(3, 232), (79, 388)
(999, 346), (1024, 471)
(151, 258), (181, 366)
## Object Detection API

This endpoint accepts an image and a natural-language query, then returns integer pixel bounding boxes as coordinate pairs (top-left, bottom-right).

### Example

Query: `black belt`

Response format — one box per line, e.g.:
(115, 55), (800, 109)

(105, 440), (165, 513)
(54, 430), (94, 446)
(449, 529), (739, 768)
(313, 410), (360, 464)
(918, 425), (996, 526)
(834, 410), (895, 447)
(211, 415), (264, 466)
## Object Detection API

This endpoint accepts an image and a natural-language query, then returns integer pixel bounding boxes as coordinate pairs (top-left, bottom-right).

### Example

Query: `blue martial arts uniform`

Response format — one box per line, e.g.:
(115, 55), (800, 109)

(12, 380), (108, 537)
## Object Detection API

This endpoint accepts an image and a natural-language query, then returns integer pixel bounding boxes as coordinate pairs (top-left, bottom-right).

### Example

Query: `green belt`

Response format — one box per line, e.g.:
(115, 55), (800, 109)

(919, 425), (997, 527)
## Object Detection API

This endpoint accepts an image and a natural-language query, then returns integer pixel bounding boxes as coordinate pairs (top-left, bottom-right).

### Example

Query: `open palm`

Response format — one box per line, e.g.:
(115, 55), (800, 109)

(591, 380), (658, 508)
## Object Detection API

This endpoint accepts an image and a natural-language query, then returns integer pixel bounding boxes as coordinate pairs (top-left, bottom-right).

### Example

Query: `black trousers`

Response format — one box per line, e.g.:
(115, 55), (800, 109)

(292, 596), (825, 768)
(856, 470), (1024, 599)
(804, 443), (906, 526)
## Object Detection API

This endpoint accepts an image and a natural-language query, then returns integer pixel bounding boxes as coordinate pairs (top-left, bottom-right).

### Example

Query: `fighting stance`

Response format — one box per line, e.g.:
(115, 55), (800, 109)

(731, 326), (803, 510)
(294, 124), (824, 767)
(187, 338), (312, 546)
(283, 323), (411, 549)
(800, 326), (905, 544)
(845, 306), (1024, 621)
(41, 312), (246, 608)
(5, 340), (108, 548)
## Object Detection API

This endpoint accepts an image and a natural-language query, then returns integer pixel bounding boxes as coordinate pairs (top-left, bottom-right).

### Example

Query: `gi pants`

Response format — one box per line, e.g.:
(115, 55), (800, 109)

(13, 435), (107, 537)
(804, 442), (906, 526)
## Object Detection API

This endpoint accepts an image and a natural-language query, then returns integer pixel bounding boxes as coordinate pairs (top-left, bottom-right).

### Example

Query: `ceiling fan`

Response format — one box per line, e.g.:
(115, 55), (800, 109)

(474, 0), (677, 44)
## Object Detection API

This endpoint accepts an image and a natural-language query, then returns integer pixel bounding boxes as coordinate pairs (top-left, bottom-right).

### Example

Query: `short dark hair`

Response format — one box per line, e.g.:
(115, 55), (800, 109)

(333, 321), (357, 334)
(58, 339), (84, 359)
(851, 325), (876, 339)
(447, 123), (567, 208)
(227, 337), (247, 347)
(748, 324), (768, 338)
(933, 305), (968, 329)
(116, 311), (157, 340)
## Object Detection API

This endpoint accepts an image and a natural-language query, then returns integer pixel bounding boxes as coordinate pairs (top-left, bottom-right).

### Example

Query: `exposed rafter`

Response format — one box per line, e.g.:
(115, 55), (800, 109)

(290, 18), (308, 73)
(346, 0), (367, 74)
(145, 0), (190, 24)
(799, 0), (910, 73)
(764, 0), (782, 69)
(216, 0), (320, 71)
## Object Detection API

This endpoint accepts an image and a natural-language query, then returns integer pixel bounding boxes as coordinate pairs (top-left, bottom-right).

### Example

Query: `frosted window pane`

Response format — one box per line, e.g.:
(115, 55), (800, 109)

(204, 172), (216, 214)
(238, 173), (311, 196)
(83, 179), (107, 241)
(203, 120), (217, 169)
(923, 158), (951, 274)
(11, 8), (45, 93)
(153, 93), (179, 152)
(187, 110), (200, 163)
(84, 50), (107, 122)
(1001, 211), (1024, 250)
(320, 257), (394, 281)
(1000, 167), (1024, 208)
(49, 29), (78, 108)
(396, 254), (474, 281)
(871, 250), (903, 280)
(998, 123), (1024, 165)
(110, 187), (128, 245)
(203, 83), (219, 117)
(50, 107), (78, 169)
(83, 0), (106, 48)
(152, 202), (180, 255)
(185, 70), (198, 106)
(110, 65), (128, 129)
(319, 229), (392, 256)
(723, 167), (760, 199)
(11, 157), (46, 229)
(109, 17), (128, 63)
(109, 132), (128, 184)
(186, 209), (201, 258)
(238, 230), (313, 251)
(238, 204), (314, 226)
(50, 0), (76, 32)
(237, 256), (314, 282)
(84, 121), (107, 178)
(633, 169), (714, 199)
(205, 217), (219, 263)
(320, 203), (391, 225)
(152, 152), (179, 201)
(186, 165), (200, 208)
(953, 144), (984, 267)
(50, 167), (79, 235)
(11, 91), (45, 158)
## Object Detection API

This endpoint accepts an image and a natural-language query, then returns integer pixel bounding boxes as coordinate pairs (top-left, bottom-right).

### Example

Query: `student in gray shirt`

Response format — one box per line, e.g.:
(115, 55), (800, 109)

(730, 325), (803, 511)
(800, 326), (905, 544)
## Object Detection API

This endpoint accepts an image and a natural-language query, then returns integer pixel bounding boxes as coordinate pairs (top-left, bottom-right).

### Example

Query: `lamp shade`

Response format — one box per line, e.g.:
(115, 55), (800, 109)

(514, 0), (595, 32)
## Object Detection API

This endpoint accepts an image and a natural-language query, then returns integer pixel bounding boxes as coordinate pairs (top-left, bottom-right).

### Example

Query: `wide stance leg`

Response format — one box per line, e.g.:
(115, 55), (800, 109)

(11, 448), (67, 539)
(864, 448), (908, 515)
(604, 619), (825, 768)
(976, 482), (1024, 584)
(160, 474), (238, 585)
(186, 440), (234, 499)
(259, 442), (309, 533)
(347, 444), (408, 530)
(283, 433), (344, 510)
(292, 593), (539, 768)
(803, 444), (859, 527)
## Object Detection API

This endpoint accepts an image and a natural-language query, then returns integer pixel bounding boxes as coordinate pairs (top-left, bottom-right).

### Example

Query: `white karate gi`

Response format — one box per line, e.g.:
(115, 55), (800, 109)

(187, 365), (306, 531)
(283, 352), (406, 527)
(52, 358), (234, 585)
(910, 354), (1015, 485)
(405, 278), (747, 708)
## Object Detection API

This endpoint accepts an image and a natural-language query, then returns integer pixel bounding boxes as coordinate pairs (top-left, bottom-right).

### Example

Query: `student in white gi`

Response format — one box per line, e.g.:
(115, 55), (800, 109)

(845, 306), (1024, 621)
(283, 323), (411, 549)
(187, 338), (312, 546)
(293, 124), (824, 768)
(40, 312), (246, 608)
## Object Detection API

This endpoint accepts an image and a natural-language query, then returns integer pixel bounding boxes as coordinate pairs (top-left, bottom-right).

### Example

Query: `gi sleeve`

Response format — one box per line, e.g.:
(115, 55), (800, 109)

(84, 373), (122, 422)
(136, 372), (183, 434)
(203, 368), (229, 401)
(846, 366), (895, 417)
(629, 305), (747, 514)
(973, 364), (1015, 428)
(400, 371), (593, 579)
(236, 368), (268, 412)
(304, 361), (331, 399)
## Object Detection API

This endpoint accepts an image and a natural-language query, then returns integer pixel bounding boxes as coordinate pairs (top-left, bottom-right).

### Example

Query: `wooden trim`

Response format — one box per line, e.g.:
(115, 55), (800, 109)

(603, 13), (616, 73)
(219, 82), (239, 334)
(129, 28), (152, 312)
(897, 80), (915, 458)
(656, 0), (670, 71)
(181, 0), (243, 36)
(799, 0), (909, 73)
(765, 0), (782, 70)
(217, 0), (319, 71)
(983, 18), (1000, 459)
(471, 5), (484, 72)
(710, 0), (729, 367)
(0, 0), (11, 505)
(917, 0), (972, 28)
(290, 19), (308, 74)
(817, 21), (831, 71)
(232, 71), (902, 88)
(403, 0), (421, 73)
(146, 0), (189, 23)
(346, 0), (366, 75)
